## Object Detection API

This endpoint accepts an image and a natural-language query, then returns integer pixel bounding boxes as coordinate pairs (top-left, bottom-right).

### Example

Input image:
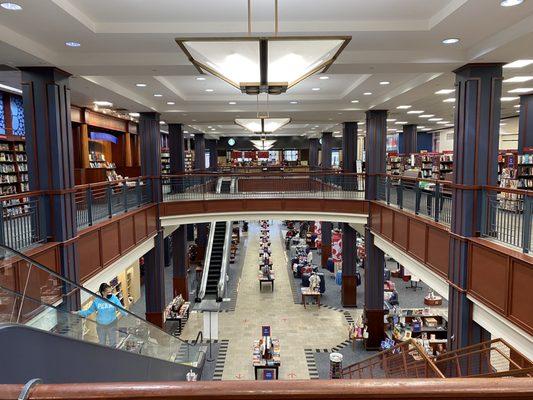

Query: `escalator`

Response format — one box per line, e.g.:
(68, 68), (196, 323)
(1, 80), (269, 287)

(205, 221), (227, 298)
(197, 178), (235, 302)
(0, 245), (206, 384)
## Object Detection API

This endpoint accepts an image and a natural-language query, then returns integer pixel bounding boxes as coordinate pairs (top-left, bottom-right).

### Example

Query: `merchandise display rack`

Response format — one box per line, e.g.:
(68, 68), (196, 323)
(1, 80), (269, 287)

(516, 149), (533, 190)
(0, 137), (31, 219)
(498, 150), (521, 212)
(161, 147), (170, 174)
(185, 150), (194, 171)
(89, 151), (118, 181)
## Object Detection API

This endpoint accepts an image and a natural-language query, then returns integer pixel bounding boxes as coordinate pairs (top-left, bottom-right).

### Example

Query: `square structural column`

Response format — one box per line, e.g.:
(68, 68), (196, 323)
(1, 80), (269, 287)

(172, 225), (189, 301)
(518, 94), (533, 154)
(342, 122), (358, 173)
(321, 221), (332, 267)
(341, 223), (357, 307)
(400, 124), (417, 155)
(139, 112), (166, 326)
(21, 67), (79, 310)
(321, 132), (333, 168)
(309, 138), (319, 170)
(207, 139), (218, 171)
(448, 63), (503, 351)
(364, 109), (388, 350)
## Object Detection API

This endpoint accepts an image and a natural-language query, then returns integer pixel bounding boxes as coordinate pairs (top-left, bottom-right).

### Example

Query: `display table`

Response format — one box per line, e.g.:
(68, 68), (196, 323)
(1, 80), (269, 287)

(253, 338), (280, 380)
(258, 273), (275, 292)
(301, 288), (321, 309)
(163, 298), (190, 336)
(424, 295), (443, 306)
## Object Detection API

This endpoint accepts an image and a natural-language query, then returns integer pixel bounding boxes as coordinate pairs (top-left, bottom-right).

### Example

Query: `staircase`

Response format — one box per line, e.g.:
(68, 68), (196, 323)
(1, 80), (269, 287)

(205, 221), (227, 298)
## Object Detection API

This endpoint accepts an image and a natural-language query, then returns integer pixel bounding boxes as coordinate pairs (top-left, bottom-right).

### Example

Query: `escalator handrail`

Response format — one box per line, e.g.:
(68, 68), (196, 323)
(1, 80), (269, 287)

(0, 244), (198, 350)
(217, 220), (232, 300)
(197, 221), (216, 300)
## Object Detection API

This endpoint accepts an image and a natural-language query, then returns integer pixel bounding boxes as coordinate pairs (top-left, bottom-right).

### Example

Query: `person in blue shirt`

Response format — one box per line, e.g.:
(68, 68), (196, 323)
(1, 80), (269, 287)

(75, 283), (126, 347)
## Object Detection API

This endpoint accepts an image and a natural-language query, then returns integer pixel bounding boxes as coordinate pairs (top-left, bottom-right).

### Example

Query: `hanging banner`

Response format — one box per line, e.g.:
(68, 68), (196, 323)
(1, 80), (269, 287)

(331, 229), (343, 262)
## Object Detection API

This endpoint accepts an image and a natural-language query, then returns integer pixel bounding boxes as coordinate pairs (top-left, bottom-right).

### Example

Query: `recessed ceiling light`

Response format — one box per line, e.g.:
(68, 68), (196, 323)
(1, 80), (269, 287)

(443, 98), (456, 103)
(290, 101), (298, 104)
(435, 89), (455, 95)
(210, 128), (216, 131)
(514, 104), (521, 108)
(167, 101), (175, 105)
(508, 88), (533, 93)
(0, 3), (22, 10)
(205, 89), (214, 92)
(504, 60), (533, 69)
(437, 121), (451, 125)
(421, 128), (431, 131)
(419, 114), (435, 118)
(429, 118), (443, 121)
(407, 110), (424, 114)
(160, 121), (166, 125)
(196, 77), (206, 81)
(314, 125), (319, 128)
(397, 105), (412, 109)
(93, 101), (113, 107)
(386, 118), (397, 122)
(65, 41), (81, 47)
(395, 121), (408, 125)
(419, 126), (426, 129)
(129, 112), (140, 117)
(312, 87), (321, 91)
(183, 130), (189, 134)
(318, 76), (329, 80)
(350, 100), (359, 103)
(363, 92), (372, 95)
(135, 83), (147, 87)
(154, 94), (163, 98)
(228, 101), (237, 105)
(504, 76), (533, 83)
(379, 81), (391, 85)
(442, 38), (460, 45)
(501, 0), (524, 6)
(501, 97), (520, 101)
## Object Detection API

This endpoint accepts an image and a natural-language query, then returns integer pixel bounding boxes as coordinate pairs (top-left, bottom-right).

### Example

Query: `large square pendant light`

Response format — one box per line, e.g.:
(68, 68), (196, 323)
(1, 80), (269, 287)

(235, 117), (290, 134)
(251, 138), (277, 151)
(176, 36), (350, 95)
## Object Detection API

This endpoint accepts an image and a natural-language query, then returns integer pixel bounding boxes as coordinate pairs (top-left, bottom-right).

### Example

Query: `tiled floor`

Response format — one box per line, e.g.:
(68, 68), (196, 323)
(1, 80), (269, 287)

(180, 220), (359, 381)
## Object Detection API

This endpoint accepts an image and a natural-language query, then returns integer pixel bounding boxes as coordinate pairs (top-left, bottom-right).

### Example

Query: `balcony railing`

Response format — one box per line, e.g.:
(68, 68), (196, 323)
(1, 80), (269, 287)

(377, 174), (453, 226)
(161, 172), (366, 201)
(74, 177), (152, 230)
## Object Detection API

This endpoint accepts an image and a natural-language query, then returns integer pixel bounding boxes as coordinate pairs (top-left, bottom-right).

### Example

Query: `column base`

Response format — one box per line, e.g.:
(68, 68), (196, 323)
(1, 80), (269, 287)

(145, 311), (164, 328)
(196, 245), (206, 262)
(321, 244), (332, 268)
(364, 308), (385, 351)
(173, 276), (189, 301)
(341, 275), (357, 307)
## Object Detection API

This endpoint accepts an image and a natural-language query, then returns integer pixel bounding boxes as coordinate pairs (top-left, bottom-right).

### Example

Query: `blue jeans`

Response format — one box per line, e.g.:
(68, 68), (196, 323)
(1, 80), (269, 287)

(96, 320), (118, 347)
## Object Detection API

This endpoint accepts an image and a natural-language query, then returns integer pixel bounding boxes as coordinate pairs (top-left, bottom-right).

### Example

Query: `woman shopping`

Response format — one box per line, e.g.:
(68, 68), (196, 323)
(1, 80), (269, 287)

(75, 283), (126, 347)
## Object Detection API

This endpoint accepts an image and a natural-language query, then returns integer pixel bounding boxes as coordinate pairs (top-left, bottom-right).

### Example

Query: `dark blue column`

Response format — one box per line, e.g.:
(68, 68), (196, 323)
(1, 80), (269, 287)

(365, 110), (388, 200)
(364, 226), (385, 350)
(139, 112), (166, 327)
(171, 225), (189, 301)
(342, 223), (357, 307)
(309, 138), (319, 170)
(168, 123), (185, 173)
(342, 122), (358, 173)
(207, 139), (218, 171)
(321, 221), (332, 267)
(321, 132), (333, 168)
(518, 94), (533, 154)
(401, 124), (417, 155)
(364, 109), (387, 350)
(448, 63), (503, 352)
(194, 133), (206, 170)
(21, 67), (79, 310)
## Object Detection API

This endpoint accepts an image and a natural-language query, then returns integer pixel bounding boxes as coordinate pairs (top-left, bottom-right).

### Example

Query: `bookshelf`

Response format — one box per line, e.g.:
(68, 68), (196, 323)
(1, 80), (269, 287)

(517, 153), (533, 190)
(161, 147), (170, 174)
(185, 150), (194, 171)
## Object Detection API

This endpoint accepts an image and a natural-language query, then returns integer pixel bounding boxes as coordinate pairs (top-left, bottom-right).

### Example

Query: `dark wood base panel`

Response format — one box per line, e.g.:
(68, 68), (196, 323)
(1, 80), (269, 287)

(161, 198), (368, 218)
(341, 275), (357, 307)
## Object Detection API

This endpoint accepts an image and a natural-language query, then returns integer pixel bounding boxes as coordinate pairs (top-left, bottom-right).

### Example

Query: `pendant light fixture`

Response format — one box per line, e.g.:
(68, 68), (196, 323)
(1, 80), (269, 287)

(235, 93), (291, 134)
(175, 0), (351, 95)
(251, 137), (277, 151)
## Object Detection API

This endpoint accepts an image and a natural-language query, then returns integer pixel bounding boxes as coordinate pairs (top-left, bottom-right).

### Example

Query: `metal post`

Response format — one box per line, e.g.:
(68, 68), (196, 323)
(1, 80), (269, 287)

(122, 182), (128, 213)
(136, 178), (142, 206)
(107, 184), (113, 218)
(522, 195), (532, 253)
(415, 183), (421, 215)
(0, 203), (5, 246)
(86, 187), (93, 226)
(386, 177), (391, 204)
(398, 180), (404, 209)
(434, 182), (441, 222)
(480, 188), (488, 237)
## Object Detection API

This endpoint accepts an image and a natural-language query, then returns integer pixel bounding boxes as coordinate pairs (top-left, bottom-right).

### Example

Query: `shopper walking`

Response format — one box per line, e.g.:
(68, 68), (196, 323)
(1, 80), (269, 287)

(75, 283), (126, 347)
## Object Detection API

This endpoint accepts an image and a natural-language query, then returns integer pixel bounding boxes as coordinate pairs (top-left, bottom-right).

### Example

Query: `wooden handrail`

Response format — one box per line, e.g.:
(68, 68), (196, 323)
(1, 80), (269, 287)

(0, 378), (531, 400)
(162, 172), (366, 178)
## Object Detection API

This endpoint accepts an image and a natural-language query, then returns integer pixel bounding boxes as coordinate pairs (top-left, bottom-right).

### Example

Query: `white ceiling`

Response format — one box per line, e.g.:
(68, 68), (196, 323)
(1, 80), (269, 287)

(0, 0), (532, 138)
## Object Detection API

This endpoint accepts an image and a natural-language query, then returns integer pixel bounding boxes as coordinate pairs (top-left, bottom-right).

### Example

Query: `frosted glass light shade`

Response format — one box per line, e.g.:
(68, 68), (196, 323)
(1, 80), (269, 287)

(176, 36), (350, 94)
(251, 139), (276, 151)
(235, 117), (291, 133)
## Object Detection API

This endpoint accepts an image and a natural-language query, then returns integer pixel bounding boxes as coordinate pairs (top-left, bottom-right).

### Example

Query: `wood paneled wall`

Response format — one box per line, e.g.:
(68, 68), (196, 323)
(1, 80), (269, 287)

(370, 202), (533, 336)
